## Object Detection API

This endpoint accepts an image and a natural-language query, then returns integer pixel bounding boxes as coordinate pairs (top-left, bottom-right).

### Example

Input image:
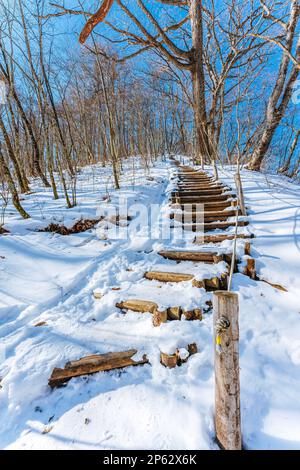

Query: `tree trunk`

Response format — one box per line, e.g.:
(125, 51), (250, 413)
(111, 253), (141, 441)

(247, 116), (283, 171)
(0, 115), (29, 193)
(248, 2), (300, 171)
(0, 146), (30, 219)
(190, 0), (211, 167)
(279, 130), (300, 174)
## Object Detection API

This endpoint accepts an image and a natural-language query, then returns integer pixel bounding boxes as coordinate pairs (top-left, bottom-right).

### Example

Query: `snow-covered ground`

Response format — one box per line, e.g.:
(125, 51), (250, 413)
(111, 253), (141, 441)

(0, 156), (299, 450)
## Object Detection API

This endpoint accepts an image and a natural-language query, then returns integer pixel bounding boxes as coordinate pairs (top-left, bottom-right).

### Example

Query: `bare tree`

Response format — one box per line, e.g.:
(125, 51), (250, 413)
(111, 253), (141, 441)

(247, 0), (300, 170)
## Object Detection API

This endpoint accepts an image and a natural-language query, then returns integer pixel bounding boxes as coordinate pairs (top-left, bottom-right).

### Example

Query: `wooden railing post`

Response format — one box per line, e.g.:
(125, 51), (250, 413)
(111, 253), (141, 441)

(213, 291), (242, 450)
(234, 172), (247, 216)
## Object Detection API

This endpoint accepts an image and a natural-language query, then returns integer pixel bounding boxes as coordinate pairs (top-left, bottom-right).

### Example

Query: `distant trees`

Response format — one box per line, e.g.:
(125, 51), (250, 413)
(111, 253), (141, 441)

(0, 0), (299, 222)
(48, 0), (300, 173)
(0, 0), (189, 218)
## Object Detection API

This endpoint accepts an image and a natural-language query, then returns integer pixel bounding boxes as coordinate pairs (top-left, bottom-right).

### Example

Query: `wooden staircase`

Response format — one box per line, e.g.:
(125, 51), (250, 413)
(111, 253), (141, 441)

(116, 162), (251, 324)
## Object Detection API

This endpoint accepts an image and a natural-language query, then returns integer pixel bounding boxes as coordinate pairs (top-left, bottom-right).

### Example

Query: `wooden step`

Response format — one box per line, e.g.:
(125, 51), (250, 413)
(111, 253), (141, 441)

(175, 201), (235, 211)
(193, 274), (228, 291)
(179, 173), (212, 176)
(116, 299), (203, 325)
(144, 271), (228, 291)
(178, 185), (230, 192)
(194, 233), (254, 244)
(161, 343), (198, 368)
(179, 174), (208, 177)
(179, 179), (213, 183)
(178, 176), (216, 184)
(179, 171), (210, 175)
(158, 250), (232, 264)
(178, 189), (228, 194)
(49, 350), (148, 388)
(171, 209), (240, 222)
(173, 190), (226, 197)
(172, 195), (231, 204)
(180, 170), (207, 174)
(144, 271), (194, 283)
(180, 221), (249, 232)
(171, 206), (239, 214)
(116, 300), (158, 313)
(175, 194), (231, 201)
(172, 213), (235, 223)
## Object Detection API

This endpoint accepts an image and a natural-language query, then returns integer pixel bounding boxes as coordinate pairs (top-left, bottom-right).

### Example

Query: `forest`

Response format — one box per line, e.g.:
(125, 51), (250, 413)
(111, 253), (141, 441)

(0, 0), (300, 454)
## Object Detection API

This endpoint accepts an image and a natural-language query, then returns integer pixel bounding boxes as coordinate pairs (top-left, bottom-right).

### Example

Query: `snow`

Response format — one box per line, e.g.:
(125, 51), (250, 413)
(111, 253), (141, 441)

(0, 156), (300, 450)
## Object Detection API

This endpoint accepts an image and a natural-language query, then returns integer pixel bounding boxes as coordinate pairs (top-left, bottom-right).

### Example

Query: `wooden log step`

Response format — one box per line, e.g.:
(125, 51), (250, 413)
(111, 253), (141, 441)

(172, 215), (238, 224)
(144, 271), (228, 291)
(178, 181), (225, 186)
(178, 179), (225, 184)
(180, 216), (235, 224)
(116, 299), (203, 325)
(173, 190), (226, 197)
(180, 184), (229, 191)
(177, 171), (207, 179)
(172, 209), (240, 217)
(178, 179), (213, 183)
(160, 343), (198, 368)
(116, 299), (158, 313)
(172, 213), (233, 223)
(179, 173), (207, 177)
(48, 349), (149, 388)
(178, 176), (213, 181)
(172, 198), (231, 205)
(180, 170), (206, 174)
(172, 195), (231, 203)
(158, 250), (232, 264)
(204, 215), (233, 223)
(181, 220), (249, 232)
(175, 201), (235, 211)
(144, 271), (194, 283)
(178, 179), (224, 184)
(194, 233), (254, 244)
(159, 250), (216, 262)
(178, 172), (211, 176)
(193, 274), (228, 291)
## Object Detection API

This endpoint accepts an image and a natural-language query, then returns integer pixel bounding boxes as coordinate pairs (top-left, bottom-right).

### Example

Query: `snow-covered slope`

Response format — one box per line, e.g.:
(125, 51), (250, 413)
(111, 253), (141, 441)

(0, 157), (299, 450)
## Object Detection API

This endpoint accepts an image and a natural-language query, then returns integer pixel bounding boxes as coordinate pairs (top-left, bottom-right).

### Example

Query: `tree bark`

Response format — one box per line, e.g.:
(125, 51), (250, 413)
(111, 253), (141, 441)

(190, 0), (211, 167)
(248, 2), (300, 171)
(0, 115), (28, 194)
(279, 130), (300, 174)
(0, 146), (30, 219)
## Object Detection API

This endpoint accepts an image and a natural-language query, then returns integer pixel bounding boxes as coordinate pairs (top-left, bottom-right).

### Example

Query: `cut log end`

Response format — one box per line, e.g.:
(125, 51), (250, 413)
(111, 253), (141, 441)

(160, 343), (198, 368)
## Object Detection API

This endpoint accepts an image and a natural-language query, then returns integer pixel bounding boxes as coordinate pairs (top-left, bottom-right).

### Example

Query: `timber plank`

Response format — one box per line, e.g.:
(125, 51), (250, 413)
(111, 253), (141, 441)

(158, 250), (233, 265)
(144, 270), (229, 291)
(159, 250), (220, 263)
(180, 220), (249, 232)
(175, 201), (235, 211)
(173, 190), (226, 197)
(194, 233), (254, 244)
(172, 195), (231, 203)
(116, 300), (158, 313)
(144, 271), (194, 283)
(49, 350), (148, 388)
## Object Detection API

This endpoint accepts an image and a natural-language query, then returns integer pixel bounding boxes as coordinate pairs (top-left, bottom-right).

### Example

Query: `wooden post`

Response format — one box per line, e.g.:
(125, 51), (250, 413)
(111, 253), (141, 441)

(234, 172), (247, 216)
(244, 258), (257, 280)
(244, 242), (251, 256)
(213, 291), (241, 450)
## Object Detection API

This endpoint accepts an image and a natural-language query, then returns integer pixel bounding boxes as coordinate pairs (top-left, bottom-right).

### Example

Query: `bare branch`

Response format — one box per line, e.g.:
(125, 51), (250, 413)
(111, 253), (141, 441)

(79, 0), (114, 44)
